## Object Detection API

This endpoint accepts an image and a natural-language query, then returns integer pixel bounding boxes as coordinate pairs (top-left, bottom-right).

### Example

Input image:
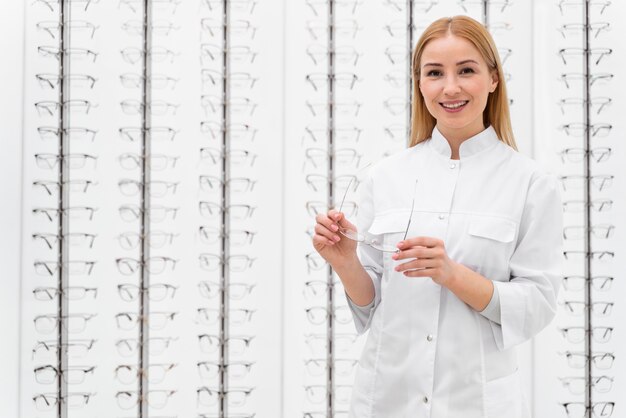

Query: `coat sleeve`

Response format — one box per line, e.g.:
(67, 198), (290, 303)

(478, 284), (501, 324)
(345, 170), (384, 335)
(489, 171), (564, 351)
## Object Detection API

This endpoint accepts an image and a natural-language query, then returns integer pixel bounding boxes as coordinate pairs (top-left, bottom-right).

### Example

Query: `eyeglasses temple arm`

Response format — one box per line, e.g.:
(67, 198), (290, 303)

(402, 180), (418, 241)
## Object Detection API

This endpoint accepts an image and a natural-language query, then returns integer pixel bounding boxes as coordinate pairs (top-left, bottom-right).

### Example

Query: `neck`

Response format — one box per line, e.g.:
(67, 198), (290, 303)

(436, 123), (487, 160)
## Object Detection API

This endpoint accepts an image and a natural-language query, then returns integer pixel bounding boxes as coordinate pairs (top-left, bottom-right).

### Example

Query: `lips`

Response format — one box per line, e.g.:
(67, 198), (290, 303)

(440, 100), (469, 109)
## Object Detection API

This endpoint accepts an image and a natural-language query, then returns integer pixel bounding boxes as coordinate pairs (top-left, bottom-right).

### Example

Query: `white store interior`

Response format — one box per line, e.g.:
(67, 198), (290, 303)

(1, 0), (624, 417)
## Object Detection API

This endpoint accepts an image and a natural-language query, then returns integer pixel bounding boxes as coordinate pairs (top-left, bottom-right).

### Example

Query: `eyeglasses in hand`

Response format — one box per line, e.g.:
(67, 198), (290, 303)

(337, 178), (418, 253)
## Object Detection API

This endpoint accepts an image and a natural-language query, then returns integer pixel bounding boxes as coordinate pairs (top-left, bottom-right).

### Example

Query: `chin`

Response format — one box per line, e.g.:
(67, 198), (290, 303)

(438, 118), (474, 129)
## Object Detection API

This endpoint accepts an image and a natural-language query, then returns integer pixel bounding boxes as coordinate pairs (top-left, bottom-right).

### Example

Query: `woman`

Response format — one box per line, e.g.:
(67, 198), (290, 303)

(312, 16), (563, 418)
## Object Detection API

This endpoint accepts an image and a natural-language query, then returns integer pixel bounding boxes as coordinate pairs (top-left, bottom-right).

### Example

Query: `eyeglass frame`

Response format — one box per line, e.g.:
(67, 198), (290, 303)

(336, 178), (418, 253)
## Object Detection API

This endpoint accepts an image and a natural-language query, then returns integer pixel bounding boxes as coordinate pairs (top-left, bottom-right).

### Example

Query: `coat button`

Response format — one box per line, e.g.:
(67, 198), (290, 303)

(426, 334), (434, 342)
(449, 163), (456, 169)
(423, 396), (429, 404)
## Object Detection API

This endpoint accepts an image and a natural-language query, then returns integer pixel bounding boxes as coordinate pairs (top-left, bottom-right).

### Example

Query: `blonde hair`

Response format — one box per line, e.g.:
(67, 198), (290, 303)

(409, 15), (517, 150)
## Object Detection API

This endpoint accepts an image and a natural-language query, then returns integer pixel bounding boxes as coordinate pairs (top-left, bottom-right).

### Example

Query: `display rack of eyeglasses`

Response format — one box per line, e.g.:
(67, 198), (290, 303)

(197, 1), (258, 417)
(35, 0), (73, 414)
(23, 0), (264, 416)
(32, 0), (102, 417)
(555, 1), (616, 417)
(302, 0), (366, 417)
(29, 0), (101, 415)
(380, 0), (426, 148)
(380, 0), (434, 148)
(115, 0), (179, 415)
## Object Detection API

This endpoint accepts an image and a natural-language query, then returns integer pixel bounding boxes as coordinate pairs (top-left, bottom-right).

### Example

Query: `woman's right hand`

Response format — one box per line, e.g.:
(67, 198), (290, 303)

(312, 209), (358, 268)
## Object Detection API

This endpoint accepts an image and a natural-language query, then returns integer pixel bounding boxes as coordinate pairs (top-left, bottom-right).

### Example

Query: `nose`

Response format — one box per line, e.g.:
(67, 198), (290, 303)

(442, 75), (461, 96)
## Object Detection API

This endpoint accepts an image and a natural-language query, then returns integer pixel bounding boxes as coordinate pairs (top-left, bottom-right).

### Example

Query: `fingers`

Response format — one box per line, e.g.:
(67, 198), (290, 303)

(397, 236), (441, 250)
(313, 209), (356, 248)
(327, 210), (356, 231)
(315, 223), (340, 244)
(403, 267), (435, 277)
(337, 214), (356, 231)
(394, 258), (435, 273)
(312, 233), (336, 247)
(392, 245), (436, 273)
(314, 212), (341, 247)
(316, 212), (339, 233)
(327, 209), (341, 222)
(392, 246), (437, 261)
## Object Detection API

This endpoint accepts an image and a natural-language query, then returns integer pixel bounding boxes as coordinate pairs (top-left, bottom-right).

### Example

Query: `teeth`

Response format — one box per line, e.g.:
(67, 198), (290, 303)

(442, 101), (468, 109)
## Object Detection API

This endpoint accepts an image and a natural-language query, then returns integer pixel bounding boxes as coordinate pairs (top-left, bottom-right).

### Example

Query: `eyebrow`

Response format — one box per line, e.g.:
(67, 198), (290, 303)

(422, 59), (479, 67)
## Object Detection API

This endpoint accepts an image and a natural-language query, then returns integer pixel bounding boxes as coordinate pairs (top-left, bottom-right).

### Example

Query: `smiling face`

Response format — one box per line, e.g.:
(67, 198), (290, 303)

(418, 34), (498, 141)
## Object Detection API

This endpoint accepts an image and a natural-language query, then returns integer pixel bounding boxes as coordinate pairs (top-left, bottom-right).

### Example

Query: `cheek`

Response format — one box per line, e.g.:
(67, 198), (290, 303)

(419, 81), (438, 102)
(464, 80), (491, 101)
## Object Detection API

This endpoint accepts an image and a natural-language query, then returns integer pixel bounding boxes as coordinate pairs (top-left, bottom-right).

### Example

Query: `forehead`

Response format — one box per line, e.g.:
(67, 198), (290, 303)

(420, 34), (484, 65)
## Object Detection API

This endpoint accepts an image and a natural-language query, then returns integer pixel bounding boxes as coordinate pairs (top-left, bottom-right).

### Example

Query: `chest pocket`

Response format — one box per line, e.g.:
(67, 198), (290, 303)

(468, 216), (516, 243)
(368, 212), (409, 235)
(466, 216), (517, 281)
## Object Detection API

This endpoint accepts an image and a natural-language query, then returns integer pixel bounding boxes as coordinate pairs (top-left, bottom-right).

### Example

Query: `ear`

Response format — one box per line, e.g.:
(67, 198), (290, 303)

(489, 71), (499, 93)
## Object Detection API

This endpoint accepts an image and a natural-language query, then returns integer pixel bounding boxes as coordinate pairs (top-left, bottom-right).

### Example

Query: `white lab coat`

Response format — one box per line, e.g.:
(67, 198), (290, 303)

(347, 126), (563, 418)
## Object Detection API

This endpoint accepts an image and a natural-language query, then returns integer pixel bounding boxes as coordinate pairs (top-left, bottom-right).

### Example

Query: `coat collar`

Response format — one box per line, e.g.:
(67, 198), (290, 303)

(428, 125), (500, 160)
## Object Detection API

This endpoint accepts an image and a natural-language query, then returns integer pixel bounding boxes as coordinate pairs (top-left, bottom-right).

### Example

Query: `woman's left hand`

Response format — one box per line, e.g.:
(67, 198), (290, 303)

(391, 237), (460, 288)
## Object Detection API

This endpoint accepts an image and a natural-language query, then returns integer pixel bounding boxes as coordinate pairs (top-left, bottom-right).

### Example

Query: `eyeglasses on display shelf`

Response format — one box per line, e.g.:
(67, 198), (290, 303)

(117, 231), (179, 250)
(197, 386), (255, 408)
(33, 286), (97, 301)
(117, 283), (178, 302)
(201, 95), (258, 117)
(114, 363), (178, 385)
(30, 0), (102, 415)
(33, 179), (99, 196)
(115, 337), (179, 358)
(118, 126), (179, 142)
(115, 389), (177, 410)
(196, 308), (256, 327)
(201, 17), (258, 41)
(305, 0), (363, 17)
(196, 1), (260, 417)
(303, 124), (363, 144)
(32, 231), (96, 249)
(114, 311), (179, 333)
(558, 351), (615, 370)
(554, 2), (617, 416)
(119, 0), (181, 14)
(120, 72), (179, 90)
(305, 306), (353, 326)
(558, 0), (611, 16)
(201, 0), (258, 14)
(34, 314), (97, 335)
(34, 365), (96, 385)
(118, 204), (179, 223)
(32, 339), (97, 361)
(301, 0), (369, 416)
(560, 401), (615, 418)
(114, 0), (185, 415)
(33, 392), (97, 411)
(198, 334), (255, 356)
